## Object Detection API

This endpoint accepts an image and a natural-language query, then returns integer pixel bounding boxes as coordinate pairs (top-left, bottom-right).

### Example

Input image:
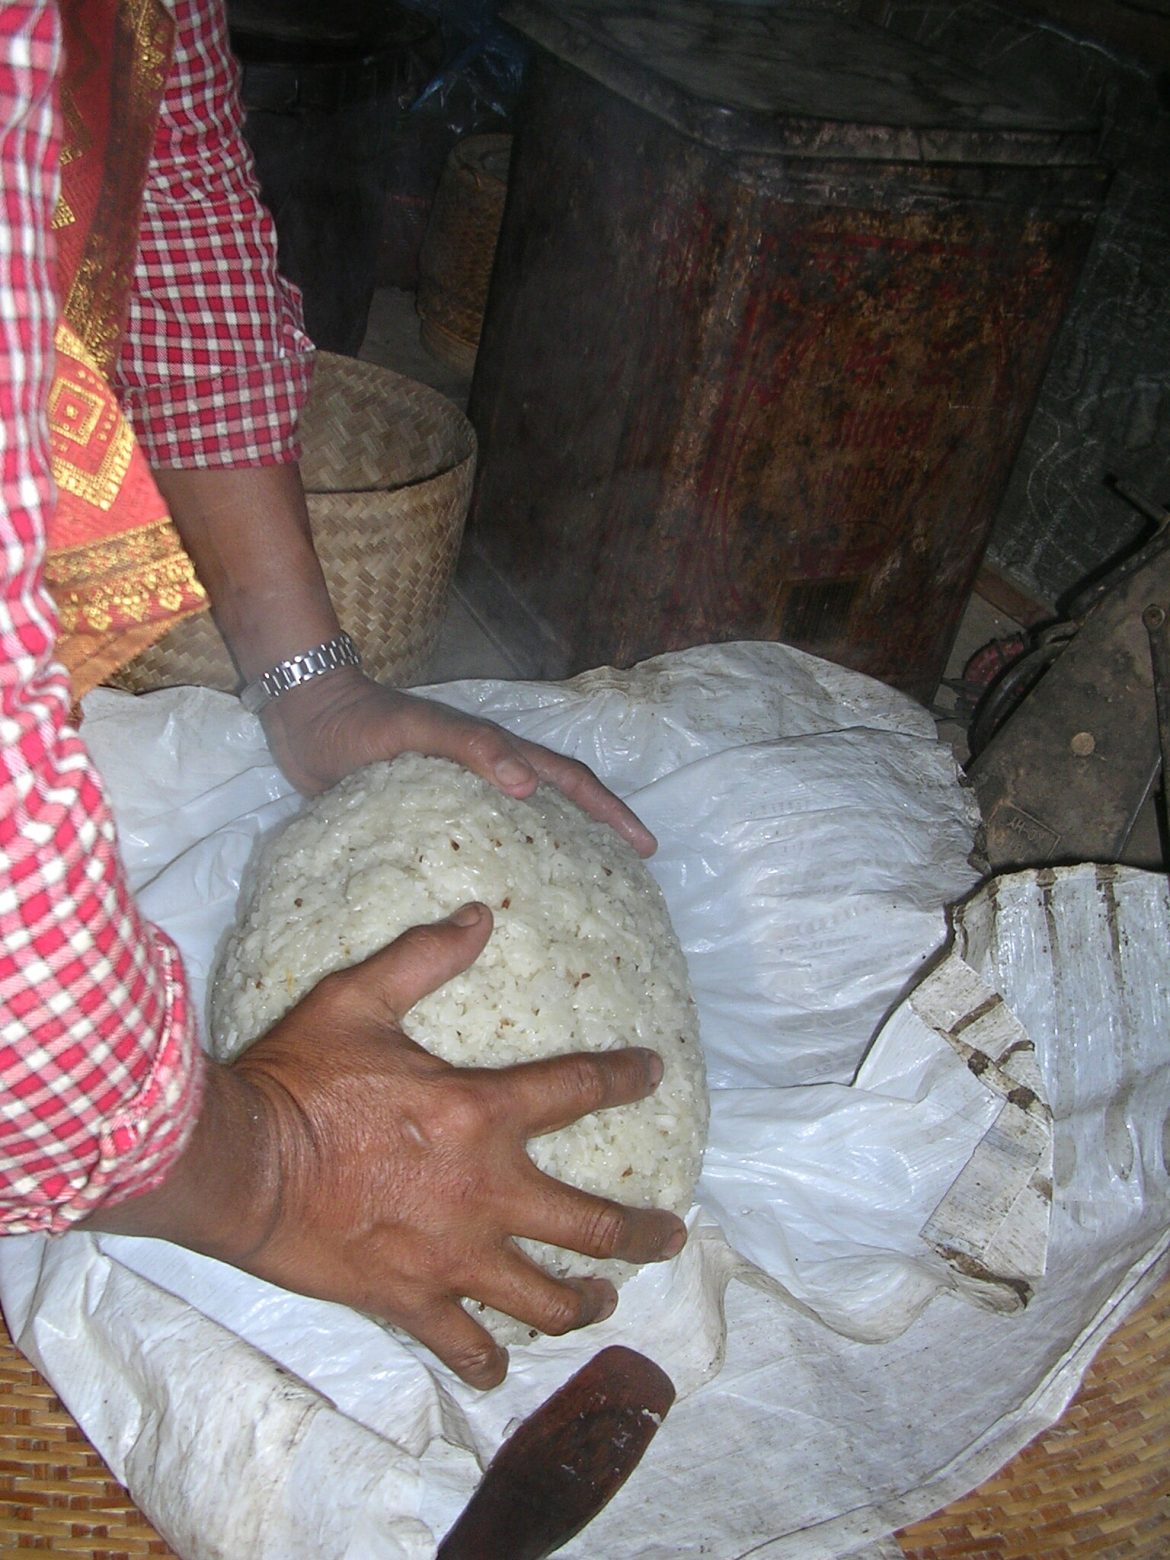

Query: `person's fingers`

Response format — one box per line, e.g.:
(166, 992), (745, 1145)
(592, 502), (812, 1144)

(392, 693), (657, 857)
(395, 697), (543, 799)
(518, 740), (658, 858)
(401, 1266), (619, 1382)
(403, 1294), (510, 1389)
(467, 1251), (620, 1338)
(335, 903), (494, 1023)
(487, 1045), (666, 1137)
(514, 1169), (688, 1265)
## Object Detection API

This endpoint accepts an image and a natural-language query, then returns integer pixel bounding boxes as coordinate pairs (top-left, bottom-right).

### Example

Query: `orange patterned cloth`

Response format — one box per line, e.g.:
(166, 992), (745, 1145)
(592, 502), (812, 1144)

(44, 0), (205, 698)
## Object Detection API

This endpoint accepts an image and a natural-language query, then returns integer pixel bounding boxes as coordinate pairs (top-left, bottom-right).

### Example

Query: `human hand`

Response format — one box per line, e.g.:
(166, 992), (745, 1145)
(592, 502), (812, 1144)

(149, 464), (653, 853)
(87, 904), (686, 1387)
(261, 668), (657, 857)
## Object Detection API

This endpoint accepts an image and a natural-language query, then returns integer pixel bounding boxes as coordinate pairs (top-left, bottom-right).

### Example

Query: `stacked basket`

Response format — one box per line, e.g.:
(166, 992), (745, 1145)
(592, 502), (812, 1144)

(416, 133), (512, 377)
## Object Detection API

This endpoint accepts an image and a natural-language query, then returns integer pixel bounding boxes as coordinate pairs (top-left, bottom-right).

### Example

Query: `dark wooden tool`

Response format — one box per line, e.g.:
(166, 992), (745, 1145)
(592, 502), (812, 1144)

(437, 1346), (676, 1560)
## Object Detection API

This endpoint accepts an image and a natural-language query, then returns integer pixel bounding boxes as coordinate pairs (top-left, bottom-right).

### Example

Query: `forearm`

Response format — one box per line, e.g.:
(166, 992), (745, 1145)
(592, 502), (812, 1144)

(152, 463), (339, 683)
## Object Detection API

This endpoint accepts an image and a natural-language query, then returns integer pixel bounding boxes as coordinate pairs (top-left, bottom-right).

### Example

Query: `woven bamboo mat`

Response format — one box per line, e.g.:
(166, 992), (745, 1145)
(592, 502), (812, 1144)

(894, 1269), (1170, 1558)
(0, 1318), (177, 1556)
(2, 1271), (1168, 1556)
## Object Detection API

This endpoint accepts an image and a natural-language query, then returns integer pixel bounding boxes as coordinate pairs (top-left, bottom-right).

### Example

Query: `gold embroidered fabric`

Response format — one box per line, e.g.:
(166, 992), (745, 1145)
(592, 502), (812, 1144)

(45, 0), (205, 698)
(45, 322), (207, 693)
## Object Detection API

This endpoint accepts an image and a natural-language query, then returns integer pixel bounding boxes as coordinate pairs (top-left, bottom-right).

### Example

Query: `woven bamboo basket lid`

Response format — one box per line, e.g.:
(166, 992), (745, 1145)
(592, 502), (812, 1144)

(106, 352), (475, 697)
(2, 1269), (1168, 1554)
(416, 133), (513, 377)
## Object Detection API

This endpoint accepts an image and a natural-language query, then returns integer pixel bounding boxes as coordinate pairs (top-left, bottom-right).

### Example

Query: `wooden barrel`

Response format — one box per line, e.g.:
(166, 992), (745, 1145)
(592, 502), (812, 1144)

(466, 1), (1109, 701)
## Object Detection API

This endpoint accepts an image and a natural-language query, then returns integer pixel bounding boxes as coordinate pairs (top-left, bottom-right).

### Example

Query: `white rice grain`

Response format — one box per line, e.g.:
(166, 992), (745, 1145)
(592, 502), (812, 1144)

(210, 754), (707, 1339)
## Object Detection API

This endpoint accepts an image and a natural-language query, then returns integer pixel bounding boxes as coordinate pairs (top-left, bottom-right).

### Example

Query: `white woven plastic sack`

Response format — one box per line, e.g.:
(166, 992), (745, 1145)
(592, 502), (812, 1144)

(1, 642), (1165, 1560)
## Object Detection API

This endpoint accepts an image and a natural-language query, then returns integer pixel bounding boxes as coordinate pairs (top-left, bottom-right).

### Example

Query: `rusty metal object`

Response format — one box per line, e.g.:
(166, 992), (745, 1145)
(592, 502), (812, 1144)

(437, 1346), (675, 1560)
(467, 1), (1107, 700)
(968, 527), (1170, 870)
(965, 622), (1077, 759)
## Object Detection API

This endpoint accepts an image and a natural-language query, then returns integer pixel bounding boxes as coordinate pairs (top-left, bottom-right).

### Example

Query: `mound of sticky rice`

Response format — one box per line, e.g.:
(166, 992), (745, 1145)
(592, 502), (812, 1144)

(210, 753), (707, 1339)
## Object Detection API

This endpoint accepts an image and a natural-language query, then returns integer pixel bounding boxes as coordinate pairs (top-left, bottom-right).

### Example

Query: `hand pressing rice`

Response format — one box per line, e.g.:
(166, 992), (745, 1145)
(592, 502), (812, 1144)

(210, 753), (707, 1341)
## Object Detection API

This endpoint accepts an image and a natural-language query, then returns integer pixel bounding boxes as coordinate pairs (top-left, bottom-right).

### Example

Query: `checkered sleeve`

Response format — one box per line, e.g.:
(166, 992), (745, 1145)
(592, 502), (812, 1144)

(1, 0), (205, 1234)
(115, 0), (314, 468)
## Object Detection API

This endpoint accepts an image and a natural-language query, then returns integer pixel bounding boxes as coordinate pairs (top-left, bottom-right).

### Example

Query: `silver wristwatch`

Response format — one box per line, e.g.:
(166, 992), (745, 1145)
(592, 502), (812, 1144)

(239, 631), (362, 715)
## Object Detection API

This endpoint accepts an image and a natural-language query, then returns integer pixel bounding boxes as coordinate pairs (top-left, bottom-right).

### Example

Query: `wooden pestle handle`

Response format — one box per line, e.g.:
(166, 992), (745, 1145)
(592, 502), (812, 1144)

(437, 1345), (676, 1560)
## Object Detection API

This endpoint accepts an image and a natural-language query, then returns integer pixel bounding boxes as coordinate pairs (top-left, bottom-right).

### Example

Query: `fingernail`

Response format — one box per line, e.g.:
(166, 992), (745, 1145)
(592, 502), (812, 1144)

(577, 1279), (618, 1323)
(662, 1223), (687, 1259)
(494, 756), (532, 787)
(641, 1049), (664, 1085)
(449, 902), (483, 927)
(476, 1346), (509, 1390)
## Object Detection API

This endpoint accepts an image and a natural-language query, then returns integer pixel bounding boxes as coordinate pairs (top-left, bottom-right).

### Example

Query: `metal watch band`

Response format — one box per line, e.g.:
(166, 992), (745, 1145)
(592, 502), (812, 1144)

(239, 631), (362, 715)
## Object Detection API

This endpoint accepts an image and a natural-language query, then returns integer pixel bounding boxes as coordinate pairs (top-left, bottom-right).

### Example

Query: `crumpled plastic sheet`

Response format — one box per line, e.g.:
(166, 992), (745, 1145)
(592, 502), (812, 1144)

(1, 641), (1166, 1560)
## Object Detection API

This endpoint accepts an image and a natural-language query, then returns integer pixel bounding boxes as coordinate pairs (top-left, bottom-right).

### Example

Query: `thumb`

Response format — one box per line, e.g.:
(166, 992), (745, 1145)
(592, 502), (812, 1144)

(355, 902), (494, 1022)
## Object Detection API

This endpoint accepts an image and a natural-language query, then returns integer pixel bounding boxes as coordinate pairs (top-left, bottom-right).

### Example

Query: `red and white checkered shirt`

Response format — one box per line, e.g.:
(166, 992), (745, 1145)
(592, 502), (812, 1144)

(118, 0), (313, 464)
(1, 0), (313, 1233)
